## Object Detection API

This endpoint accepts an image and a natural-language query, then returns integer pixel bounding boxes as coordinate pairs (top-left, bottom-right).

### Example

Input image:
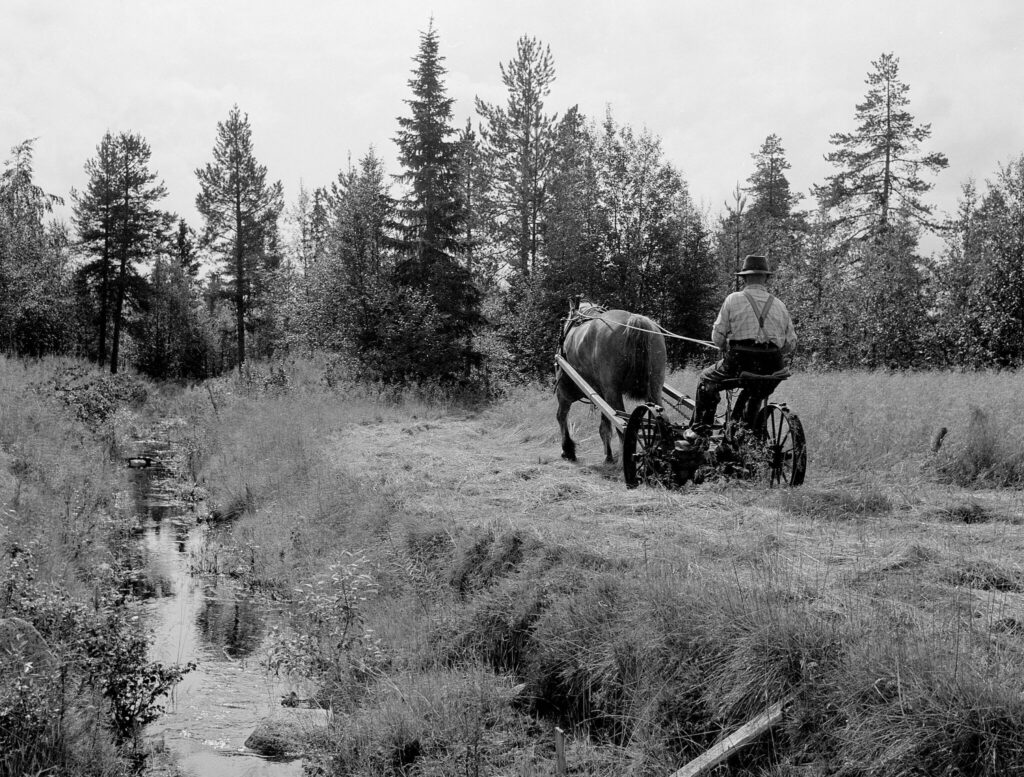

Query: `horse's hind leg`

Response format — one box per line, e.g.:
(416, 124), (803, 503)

(600, 393), (626, 464)
(556, 394), (576, 461)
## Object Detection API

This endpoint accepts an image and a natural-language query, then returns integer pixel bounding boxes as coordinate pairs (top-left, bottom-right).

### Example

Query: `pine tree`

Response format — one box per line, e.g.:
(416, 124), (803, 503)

(74, 132), (166, 372)
(392, 21), (481, 381)
(475, 36), (559, 276)
(108, 133), (167, 374)
(72, 132), (120, 365)
(195, 105), (284, 368)
(816, 52), (948, 240)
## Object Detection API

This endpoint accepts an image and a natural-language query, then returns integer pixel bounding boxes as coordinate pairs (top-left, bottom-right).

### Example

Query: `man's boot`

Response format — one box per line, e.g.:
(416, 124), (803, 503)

(743, 398), (761, 429)
(692, 382), (719, 433)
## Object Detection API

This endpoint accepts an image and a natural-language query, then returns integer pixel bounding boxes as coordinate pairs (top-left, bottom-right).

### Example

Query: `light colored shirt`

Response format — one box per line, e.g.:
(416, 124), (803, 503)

(711, 283), (797, 355)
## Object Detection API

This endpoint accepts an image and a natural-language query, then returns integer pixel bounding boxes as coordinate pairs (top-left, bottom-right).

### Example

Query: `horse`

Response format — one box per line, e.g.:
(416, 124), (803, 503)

(556, 298), (667, 463)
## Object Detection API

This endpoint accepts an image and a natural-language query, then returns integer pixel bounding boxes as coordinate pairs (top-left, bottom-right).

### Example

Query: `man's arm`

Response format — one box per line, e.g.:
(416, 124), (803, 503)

(711, 300), (730, 349)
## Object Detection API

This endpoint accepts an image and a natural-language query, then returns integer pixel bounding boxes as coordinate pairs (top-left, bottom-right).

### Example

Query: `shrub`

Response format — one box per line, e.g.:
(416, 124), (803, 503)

(0, 545), (191, 769)
(264, 552), (386, 706)
(39, 362), (148, 429)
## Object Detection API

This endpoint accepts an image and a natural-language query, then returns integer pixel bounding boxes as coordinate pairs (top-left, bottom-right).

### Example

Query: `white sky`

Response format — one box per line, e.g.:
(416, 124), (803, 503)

(4, 0), (1022, 257)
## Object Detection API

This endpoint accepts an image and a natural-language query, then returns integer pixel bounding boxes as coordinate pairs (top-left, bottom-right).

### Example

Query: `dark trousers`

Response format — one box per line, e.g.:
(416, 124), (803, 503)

(692, 343), (784, 428)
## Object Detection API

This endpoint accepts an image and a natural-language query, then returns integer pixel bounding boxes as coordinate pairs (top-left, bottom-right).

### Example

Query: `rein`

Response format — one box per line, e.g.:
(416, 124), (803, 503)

(576, 312), (717, 351)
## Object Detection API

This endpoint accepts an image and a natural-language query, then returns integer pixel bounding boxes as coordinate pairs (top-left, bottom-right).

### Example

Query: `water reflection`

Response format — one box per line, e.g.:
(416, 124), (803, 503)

(127, 443), (309, 777)
(196, 595), (265, 659)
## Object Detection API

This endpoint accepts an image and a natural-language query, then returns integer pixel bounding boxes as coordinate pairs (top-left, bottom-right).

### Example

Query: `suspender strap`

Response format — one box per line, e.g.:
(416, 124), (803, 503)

(742, 291), (775, 343)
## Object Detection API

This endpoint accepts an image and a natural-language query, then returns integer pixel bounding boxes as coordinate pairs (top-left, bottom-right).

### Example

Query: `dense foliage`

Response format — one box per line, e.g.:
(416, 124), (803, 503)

(1, 41), (1020, 379)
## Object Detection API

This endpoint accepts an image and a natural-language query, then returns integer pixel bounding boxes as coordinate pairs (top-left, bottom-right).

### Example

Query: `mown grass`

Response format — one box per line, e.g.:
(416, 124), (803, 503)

(162, 359), (1024, 776)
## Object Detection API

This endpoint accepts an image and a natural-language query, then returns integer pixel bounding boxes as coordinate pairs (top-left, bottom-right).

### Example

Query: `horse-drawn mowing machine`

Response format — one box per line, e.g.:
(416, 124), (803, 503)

(555, 300), (807, 489)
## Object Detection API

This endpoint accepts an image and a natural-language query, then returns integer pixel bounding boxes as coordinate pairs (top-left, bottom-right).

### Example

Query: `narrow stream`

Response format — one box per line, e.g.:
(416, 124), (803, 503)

(125, 435), (312, 777)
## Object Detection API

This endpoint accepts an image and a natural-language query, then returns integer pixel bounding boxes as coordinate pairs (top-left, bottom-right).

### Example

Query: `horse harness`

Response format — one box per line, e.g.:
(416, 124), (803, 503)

(556, 303), (608, 403)
(558, 303), (607, 358)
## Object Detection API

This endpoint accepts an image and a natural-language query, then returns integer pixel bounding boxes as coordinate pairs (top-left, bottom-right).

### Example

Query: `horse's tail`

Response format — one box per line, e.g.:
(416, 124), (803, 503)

(623, 314), (667, 403)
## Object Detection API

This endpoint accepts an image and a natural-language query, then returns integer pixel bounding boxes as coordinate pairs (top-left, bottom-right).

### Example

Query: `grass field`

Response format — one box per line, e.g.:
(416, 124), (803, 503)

(7, 356), (1024, 775)
(176, 360), (1024, 776)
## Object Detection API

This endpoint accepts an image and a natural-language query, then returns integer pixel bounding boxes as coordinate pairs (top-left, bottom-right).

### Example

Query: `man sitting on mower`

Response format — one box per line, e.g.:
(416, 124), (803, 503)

(690, 254), (797, 432)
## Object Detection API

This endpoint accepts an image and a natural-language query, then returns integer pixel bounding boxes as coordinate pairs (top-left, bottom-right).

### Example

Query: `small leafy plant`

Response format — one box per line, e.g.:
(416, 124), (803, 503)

(265, 552), (386, 696)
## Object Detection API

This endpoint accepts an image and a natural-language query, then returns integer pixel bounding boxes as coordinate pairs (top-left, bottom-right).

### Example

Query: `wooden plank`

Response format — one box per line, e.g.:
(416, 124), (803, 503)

(554, 726), (566, 776)
(662, 382), (695, 418)
(669, 698), (789, 777)
(555, 355), (626, 434)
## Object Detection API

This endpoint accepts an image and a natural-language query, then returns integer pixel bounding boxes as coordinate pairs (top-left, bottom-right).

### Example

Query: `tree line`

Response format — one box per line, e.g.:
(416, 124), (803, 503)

(2, 27), (1022, 384)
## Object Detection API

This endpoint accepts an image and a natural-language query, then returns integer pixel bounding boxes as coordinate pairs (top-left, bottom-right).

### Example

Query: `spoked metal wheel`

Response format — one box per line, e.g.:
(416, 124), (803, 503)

(756, 404), (807, 486)
(623, 404), (671, 488)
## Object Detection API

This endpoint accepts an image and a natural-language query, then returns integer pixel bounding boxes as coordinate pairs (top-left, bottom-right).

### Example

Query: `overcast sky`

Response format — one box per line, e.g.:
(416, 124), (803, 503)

(4, 0), (1022, 256)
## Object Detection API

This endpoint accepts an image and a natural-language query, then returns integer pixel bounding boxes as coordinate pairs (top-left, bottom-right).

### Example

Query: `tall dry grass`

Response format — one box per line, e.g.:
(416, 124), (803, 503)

(173, 359), (1024, 776)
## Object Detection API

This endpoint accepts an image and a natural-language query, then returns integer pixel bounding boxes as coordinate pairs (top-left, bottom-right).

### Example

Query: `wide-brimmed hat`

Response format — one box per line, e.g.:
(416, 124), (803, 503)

(736, 254), (773, 275)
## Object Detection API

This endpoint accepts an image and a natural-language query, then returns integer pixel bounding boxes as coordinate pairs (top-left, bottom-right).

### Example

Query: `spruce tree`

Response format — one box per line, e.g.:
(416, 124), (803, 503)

(743, 134), (806, 273)
(173, 218), (200, 277)
(747, 135), (797, 221)
(392, 21), (481, 380)
(195, 105), (284, 367)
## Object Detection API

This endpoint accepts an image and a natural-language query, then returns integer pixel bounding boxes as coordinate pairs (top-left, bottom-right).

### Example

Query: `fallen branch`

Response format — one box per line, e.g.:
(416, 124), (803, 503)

(669, 696), (791, 777)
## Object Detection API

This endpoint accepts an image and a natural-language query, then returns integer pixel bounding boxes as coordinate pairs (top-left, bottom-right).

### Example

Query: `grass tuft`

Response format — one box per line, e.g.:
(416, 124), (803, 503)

(928, 499), (1007, 524)
(776, 485), (892, 519)
(311, 669), (533, 777)
(949, 559), (1022, 592)
(934, 406), (1024, 487)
